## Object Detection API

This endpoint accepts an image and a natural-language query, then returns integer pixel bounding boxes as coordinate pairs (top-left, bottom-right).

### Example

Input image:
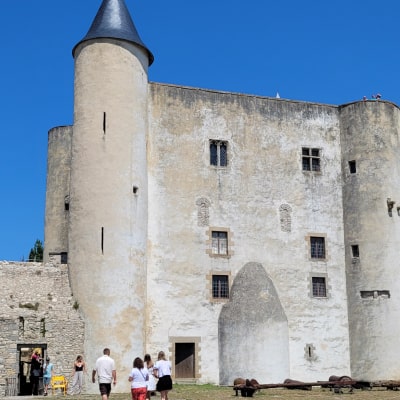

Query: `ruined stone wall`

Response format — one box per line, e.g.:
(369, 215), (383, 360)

(0, 262), (84, 397)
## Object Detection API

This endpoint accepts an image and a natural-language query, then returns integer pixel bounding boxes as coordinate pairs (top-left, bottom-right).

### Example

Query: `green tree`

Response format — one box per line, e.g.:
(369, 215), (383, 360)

(28, 239), (43, 262)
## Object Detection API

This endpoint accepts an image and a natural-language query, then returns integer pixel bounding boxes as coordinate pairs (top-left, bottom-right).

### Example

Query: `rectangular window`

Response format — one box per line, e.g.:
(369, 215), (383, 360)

(351, 245), (359, 258)
(212, 275), (229, 298)
(60, 252), (68, 264)
(210, 140), (228, 167)
(360, 290), (390, 299)
(212, 231), (228, 255)
(310, 236), (325, 259)
(302, 147), (320, 172)
(312, 277), (327, 297)
(349, 160), (356, 174)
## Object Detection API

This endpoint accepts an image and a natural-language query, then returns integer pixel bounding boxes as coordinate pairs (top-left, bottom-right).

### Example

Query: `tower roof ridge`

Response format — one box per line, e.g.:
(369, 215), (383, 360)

(72, 0), (154, 65)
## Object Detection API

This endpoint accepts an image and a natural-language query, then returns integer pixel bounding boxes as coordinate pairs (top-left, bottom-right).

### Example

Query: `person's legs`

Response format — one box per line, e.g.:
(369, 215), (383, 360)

(132, 387), (146, 400)
(43, 377), (50, 395)
(99, 383), (111, 400)
(32, 376), (39, 395)
(77, 371), (83, 393)
(69, 374), (77, 394)
(139, 387), (147, 400)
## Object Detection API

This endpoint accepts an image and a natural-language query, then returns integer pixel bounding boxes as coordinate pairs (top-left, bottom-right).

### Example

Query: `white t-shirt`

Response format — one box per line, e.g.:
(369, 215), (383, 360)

(95, 355), (115, 384)
(129, 367), (148, 389)
(154, 360), (171, 378)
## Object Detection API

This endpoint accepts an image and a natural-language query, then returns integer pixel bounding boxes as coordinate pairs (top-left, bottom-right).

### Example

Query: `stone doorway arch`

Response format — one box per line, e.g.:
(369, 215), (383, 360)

(218, 262), (289, 385)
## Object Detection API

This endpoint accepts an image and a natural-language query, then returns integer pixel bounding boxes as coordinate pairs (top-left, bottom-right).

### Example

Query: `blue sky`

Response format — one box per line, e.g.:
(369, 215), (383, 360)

(1, 0), (399, 261)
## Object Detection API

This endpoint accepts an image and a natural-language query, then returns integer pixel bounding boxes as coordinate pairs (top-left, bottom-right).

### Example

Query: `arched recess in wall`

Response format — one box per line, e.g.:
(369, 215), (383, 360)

(279, 204), (292, 232)
(196, 197), (211, 227)
(218, 262), (289, 385)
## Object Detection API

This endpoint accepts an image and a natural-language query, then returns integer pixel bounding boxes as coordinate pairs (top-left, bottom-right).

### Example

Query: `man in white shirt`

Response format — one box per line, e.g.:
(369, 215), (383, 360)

(92, 348), (116, 400)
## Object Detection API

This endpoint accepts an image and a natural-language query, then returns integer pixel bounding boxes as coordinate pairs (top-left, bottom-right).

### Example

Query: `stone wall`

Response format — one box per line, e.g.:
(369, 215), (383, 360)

(0, 262), (84, 397)
(147, 83), (350, 383)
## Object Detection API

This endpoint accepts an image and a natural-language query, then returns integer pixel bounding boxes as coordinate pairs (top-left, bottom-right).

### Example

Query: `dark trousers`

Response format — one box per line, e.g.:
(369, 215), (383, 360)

(31, 375), (40, 395)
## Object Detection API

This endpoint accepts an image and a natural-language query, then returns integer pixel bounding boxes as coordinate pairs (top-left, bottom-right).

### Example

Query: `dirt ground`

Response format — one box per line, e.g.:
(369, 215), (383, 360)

(167, 384), (400, 400)
(60, 384), (400, 400)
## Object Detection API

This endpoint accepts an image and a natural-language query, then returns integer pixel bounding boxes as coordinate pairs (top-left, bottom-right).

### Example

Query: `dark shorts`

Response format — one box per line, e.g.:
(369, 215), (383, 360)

(99, 383), (112, 396)
(156, 375), (172, 392)
(43, 377), (51, 385)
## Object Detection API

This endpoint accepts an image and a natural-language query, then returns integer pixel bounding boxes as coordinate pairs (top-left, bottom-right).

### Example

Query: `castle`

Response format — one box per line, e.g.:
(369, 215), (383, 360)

(2, 0), (400, 395)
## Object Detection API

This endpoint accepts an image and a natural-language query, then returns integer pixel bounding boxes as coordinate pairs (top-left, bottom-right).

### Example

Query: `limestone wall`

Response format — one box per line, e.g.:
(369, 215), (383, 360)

(147, 83), (350, 383)
(68, 39), (150, 386)
(0, 262), (84, 397)
(340, 100), (400, 380)
(44, 125), (73, 263)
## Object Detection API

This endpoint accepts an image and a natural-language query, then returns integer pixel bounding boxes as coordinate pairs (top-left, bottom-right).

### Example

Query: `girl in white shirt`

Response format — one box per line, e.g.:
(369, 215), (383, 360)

(153, 351), (172, 400)
(144, 354), (156, 399)
(128, 357), (149, 400)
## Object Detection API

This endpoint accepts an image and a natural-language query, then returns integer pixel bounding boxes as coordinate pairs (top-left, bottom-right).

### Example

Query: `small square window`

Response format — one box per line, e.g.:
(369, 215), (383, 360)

(351, 245), (359, 258)
(60, 252), (68, 264)
(210, 140), (228, 167)
(212, 231), (228, 255)
(212, 275), (229, 299)
(310, 236), (325, 259)
(312, 277), (327, 297)
(349, 160), (356, 174)
(302, 147), (320, 172)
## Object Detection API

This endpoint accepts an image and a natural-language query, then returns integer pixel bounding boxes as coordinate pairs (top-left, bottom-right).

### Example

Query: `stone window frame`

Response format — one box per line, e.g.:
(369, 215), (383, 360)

(209, 140), (228, 167)
(305, 233), (328, 261)
(360, 290), (390, 299)
(308, 272), (331, 299)
(206, 271), (231, 303)
(169, 336), (201, 380)
(302, 147), (321, 172)
(304, 343), (317, 361)
(205, 227), (234, 258)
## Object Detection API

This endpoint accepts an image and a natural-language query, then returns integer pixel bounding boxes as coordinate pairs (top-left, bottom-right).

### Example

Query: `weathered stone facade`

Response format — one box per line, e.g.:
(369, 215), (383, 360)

(42, 0), (400, 391)
(3, 0), (400, 395)
(0, 262), (84, 397)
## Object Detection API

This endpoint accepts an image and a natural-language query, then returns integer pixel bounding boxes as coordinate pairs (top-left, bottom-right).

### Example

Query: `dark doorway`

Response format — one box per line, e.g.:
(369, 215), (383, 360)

(174, 343), (195, 379)
(17, 344), (47, 395)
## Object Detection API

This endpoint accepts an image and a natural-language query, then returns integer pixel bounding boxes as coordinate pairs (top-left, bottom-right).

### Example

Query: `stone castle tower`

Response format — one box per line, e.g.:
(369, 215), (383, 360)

(340, 102), (400, 380)
(45, 0), (153, 388)
(43, 0), (400, 391)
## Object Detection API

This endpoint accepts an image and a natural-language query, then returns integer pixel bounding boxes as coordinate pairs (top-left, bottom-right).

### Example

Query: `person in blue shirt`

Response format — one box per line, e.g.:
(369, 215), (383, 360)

(42, 357), (54, 396)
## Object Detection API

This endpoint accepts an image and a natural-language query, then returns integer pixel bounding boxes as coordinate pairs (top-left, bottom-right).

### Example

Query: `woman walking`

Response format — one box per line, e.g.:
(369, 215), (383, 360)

(144, 354), (156, 398)
(68, 355), (86, 395)
(128, 357), (149, 400)
(153, 351), (172, 400)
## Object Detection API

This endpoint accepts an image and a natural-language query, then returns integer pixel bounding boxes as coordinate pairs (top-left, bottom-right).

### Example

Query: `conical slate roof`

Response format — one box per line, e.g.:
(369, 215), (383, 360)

(73, 0), (154, 65)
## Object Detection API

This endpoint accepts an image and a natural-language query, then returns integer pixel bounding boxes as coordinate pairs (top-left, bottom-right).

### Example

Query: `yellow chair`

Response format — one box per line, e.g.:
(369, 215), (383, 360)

(51, 375), (68, 395)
